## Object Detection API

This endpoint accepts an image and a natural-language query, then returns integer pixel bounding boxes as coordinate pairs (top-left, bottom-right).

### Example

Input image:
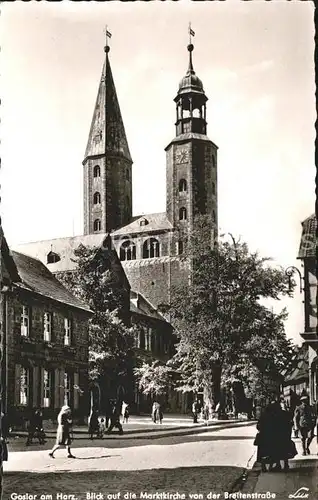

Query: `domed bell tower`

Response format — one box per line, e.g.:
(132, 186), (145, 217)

(165, 35), (218, 254)
(175, 43), (208, 136)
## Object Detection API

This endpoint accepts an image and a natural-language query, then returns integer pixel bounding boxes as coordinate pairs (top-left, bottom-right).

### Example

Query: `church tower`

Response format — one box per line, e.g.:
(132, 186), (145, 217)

(83, 39), (133, 235)
(165, 40), (218, 251)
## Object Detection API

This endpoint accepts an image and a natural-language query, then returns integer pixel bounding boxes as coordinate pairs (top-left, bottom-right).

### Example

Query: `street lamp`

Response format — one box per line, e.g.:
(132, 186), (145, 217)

(285, 266), (305, 294)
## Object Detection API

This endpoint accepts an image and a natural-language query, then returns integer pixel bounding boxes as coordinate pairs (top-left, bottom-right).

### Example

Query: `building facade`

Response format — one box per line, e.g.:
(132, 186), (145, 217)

(297, 214), (317, 404)
(1, 237), (92, 428)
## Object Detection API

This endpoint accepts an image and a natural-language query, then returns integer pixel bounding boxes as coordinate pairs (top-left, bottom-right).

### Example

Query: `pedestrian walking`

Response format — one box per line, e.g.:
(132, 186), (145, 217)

(26, 409), (46, 446)
(121, 401), (128, 424)
(88, 409), (100, 439)
(192, 399), (200, 424)
(203, 404), (209, 426)
(123, 404), (130, 424)
(106, 400), (124, 435)
(152, 401), (162, 423)
(255, 400), (296, 472)
(294, 395), (317, 455)
(49, 405), (75, 458)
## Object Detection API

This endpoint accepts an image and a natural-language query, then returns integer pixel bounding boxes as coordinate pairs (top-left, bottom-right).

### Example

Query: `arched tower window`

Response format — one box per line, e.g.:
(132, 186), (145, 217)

(93, 219), (101, 232)
(179, 179), (187, 192)
(212, 210), (216, 223)
(212, 182), (216, 195)
(126, 169), (130, 181)
(93, 165), (101, 178)
(179, 207), (187, 221)
(120, 240), (136, 261)
(93, 192), (101, 204)
(143, 238), (160, 259)
(212, 156), (216, 168)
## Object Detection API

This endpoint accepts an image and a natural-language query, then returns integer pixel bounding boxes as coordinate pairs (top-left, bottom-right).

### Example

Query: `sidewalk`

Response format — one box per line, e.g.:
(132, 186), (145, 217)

(242, 437), (318, 500)
(10, 415), (254, 440)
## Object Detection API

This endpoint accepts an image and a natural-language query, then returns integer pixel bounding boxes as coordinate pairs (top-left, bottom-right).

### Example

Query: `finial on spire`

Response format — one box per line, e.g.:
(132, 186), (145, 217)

(187, 23), (195, 74)
(104, 25), (112, 53)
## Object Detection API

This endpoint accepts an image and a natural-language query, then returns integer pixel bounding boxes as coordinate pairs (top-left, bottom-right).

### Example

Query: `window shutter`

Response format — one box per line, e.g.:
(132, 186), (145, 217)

(74, 372), (79, 410)
(15, 364), (21, 405)
(40, 367), (45, 407)
(54, 369), (61, 409)
(32, 366), (39, 408)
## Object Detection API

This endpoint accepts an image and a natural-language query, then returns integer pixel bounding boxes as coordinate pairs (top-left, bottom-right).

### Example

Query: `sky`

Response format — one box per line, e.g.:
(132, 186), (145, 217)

(0, 1), (315, 344)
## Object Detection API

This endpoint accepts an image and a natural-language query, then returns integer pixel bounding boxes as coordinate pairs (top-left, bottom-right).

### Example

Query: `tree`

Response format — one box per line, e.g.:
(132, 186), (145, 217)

(134, 361), (173, 399)
(56, 244), (136, 396)
(162, 215), (296, 408)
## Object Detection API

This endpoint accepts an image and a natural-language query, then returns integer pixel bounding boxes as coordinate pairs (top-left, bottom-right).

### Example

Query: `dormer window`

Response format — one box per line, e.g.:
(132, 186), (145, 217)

(139, 218), (148, 227)
(47, 251), (61, 264)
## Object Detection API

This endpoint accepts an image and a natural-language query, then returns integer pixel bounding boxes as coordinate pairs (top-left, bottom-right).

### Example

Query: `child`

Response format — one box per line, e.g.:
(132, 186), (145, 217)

(98, 417), (106, 438)
(124, 406), (129, 424)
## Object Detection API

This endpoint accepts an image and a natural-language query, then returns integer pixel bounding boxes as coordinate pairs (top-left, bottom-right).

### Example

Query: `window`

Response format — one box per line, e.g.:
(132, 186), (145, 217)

(93, 219), (101, 232)
(212, 182), (216, 195)
(139, 218), (148, 226)
(47, 251), (61, 264)
(93, 192), (101, 204)
(20, 367), (29, 405)
(179, 179), (187, 192)
(43, 369), (51, 408)
(43, 312), (52, 342)
(179, 207), (187, 221)
(143, 238), (160, 259)
(178, 241), (184, 255)
(93, 165), (101, 177)
(212, 155), (216, 168)
(21, 306), (29, 337)
(212, 210), (216, 223)
(64, 372), (71, 406)
(64, 318), (72, 346)
(120, 240), (136, 261)
(126, 169), (130, 181)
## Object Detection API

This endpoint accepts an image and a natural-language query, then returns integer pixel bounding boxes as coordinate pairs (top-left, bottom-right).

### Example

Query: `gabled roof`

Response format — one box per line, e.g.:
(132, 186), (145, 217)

(298, 213), (317, 259)
(1, 228), (20, 283)
(16, 234), (109, 272)
(112, 213), (173, 237)
(11, 251), (91, 313)
(130, 291), (170, 323)
(84, 53), (132, 162)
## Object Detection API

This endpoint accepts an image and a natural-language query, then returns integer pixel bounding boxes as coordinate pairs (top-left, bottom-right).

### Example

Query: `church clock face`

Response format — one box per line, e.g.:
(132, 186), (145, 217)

(175, 147), (189, 164)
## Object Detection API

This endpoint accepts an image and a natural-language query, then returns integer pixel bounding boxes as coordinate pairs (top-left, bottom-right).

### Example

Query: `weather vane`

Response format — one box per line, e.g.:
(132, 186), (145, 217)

(104, 25), (112, 53)
(188, 22), (195, 45)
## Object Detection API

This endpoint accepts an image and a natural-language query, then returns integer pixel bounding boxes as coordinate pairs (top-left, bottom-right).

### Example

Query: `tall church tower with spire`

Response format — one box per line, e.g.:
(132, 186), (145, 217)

(165, 41), (218, 246)
(83, 42), (133, 235)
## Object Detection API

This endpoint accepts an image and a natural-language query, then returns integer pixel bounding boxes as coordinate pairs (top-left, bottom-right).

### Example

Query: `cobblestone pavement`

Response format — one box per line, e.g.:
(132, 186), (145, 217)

(3, 423), (256, 499)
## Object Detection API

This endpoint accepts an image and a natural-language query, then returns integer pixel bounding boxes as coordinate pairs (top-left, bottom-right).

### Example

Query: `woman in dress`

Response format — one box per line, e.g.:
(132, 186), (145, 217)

(49, 405), (75, 458)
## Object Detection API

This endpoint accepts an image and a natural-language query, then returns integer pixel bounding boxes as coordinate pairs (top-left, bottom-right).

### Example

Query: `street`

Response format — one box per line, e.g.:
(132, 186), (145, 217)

(3, 422), (256, 499)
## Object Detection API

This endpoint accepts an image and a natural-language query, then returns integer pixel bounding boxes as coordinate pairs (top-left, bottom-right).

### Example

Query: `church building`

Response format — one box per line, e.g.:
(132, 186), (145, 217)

(19, 35), (219, 311)
(17, 34), (219, 413)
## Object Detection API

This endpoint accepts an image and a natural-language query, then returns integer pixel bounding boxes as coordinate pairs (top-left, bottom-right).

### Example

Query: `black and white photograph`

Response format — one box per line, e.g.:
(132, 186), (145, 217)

(0, 1), (316, 499)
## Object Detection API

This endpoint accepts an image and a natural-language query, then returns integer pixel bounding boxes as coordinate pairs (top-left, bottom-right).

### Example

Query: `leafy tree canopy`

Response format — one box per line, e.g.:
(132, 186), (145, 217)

(56, 244), (136, 384)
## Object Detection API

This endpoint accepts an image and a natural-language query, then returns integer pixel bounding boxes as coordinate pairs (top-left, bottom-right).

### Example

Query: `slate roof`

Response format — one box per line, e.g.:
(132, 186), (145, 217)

(165, 133), (218, 151)
(130, 292), (169, 323)
(16, 234), (109, 273)
(298, 213), (317, 259)
(11, 251), (91, 313)
(112, 213), (173, 237)
(84, 54), (132, 162)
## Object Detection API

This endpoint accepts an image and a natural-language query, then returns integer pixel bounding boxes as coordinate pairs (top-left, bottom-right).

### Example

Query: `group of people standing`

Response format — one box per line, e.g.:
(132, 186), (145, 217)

(255, 395), (317, 472)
